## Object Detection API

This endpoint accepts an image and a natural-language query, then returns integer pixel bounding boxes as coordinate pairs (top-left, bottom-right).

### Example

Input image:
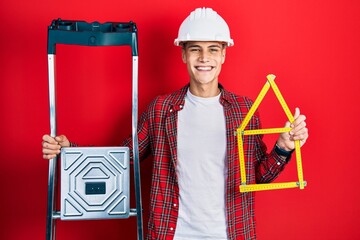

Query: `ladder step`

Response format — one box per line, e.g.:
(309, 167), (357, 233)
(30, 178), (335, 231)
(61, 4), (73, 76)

(129, 208), (139, 217)
(52, 211), (61, 219)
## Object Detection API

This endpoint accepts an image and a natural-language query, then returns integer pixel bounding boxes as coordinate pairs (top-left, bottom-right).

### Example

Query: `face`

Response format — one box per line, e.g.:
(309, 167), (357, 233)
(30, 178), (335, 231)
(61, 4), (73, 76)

(182, 41), (226, 88)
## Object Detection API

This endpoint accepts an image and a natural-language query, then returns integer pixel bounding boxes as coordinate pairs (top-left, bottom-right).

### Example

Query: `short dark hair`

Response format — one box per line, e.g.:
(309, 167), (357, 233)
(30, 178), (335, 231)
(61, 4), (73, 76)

(181, 42), (227, 50)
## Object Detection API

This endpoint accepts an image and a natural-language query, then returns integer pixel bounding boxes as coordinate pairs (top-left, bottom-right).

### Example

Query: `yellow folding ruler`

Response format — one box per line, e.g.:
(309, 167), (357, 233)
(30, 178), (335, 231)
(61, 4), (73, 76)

(237, 74), (307, 192)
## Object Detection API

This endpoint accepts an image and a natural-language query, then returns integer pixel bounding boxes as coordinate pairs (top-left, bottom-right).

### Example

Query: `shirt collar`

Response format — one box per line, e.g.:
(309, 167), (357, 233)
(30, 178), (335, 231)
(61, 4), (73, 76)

(169, 83), (233, 111)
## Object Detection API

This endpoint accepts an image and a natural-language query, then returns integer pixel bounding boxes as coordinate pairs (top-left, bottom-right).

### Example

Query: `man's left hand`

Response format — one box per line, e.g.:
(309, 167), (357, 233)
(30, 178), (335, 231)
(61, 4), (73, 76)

(276, 107), (308, 151)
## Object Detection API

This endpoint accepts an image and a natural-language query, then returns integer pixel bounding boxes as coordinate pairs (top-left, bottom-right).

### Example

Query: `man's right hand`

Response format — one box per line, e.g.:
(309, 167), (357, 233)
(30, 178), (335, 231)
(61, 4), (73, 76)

(42, 134), (70, 159)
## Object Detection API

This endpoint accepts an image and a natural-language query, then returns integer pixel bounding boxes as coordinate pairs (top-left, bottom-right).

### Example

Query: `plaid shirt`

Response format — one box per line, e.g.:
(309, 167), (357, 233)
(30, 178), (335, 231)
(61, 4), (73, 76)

(123, 84), (289, 240)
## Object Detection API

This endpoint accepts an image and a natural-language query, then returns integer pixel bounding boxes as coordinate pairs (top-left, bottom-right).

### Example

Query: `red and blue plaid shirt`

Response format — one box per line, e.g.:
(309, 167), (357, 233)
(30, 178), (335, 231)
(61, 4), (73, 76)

(123, 84), (289, 240)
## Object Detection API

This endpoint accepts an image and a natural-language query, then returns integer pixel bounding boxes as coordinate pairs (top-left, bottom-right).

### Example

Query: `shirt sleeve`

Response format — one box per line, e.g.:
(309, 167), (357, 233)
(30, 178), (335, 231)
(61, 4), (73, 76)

(121, 102), (152, 162)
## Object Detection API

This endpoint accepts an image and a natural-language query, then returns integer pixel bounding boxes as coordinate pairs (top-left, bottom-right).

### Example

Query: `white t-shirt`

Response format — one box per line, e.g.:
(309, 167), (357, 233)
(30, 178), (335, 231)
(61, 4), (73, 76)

(174, 89), (228, 239)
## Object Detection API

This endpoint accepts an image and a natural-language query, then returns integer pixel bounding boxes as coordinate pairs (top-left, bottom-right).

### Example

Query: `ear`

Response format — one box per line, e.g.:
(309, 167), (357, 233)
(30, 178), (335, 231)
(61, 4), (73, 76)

(181, 48), (187, 63)
(221, 47), (226, 64)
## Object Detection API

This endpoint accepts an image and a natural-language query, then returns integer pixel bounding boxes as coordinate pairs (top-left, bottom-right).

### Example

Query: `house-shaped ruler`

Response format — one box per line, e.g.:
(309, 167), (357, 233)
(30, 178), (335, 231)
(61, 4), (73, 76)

(237, 74), (307, 192)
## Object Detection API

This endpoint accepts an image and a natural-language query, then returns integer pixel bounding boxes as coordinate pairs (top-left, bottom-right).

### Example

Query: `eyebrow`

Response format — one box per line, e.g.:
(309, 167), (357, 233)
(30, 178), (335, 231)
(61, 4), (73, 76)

(187, 44), (222, 49)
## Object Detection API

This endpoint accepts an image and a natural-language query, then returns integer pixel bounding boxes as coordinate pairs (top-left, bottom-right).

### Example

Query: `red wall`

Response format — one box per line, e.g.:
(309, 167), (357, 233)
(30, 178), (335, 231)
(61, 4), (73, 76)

(1, 0), (360, 239)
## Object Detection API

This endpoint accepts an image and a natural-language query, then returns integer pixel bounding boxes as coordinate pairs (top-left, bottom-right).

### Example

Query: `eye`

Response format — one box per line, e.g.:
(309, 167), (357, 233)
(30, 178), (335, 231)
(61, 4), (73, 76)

(210, 48), (219, 53)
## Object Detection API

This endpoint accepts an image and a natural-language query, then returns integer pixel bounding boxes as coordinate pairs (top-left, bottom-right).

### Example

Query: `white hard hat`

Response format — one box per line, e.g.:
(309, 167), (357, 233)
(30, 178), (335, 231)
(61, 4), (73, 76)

(174, 7), (234, 47)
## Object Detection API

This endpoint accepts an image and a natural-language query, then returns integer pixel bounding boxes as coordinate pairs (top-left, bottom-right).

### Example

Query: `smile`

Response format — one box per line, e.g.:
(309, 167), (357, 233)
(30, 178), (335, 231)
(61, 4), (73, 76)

(195, 66), (214, 71)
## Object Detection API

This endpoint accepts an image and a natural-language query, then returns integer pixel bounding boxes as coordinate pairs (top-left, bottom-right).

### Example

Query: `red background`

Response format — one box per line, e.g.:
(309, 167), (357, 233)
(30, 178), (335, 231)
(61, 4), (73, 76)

(1, 0), (359, 239)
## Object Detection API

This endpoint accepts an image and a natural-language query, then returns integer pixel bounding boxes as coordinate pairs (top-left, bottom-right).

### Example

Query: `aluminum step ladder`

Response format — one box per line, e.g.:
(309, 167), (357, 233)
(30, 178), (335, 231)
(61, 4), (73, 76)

(46, 19), (143, 240)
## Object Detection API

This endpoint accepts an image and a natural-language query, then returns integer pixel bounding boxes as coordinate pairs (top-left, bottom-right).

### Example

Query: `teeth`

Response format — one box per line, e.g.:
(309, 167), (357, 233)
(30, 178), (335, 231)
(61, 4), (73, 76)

(196, 66), (212, 71)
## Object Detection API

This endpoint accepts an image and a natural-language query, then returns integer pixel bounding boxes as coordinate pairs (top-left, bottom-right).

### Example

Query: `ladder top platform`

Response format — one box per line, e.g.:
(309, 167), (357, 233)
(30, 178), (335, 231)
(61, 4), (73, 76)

(48, 19), (138, 55)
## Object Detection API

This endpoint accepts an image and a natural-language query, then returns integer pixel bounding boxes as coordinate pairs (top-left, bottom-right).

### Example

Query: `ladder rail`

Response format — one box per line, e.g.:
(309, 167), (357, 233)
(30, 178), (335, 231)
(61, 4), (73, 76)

(132, 55), (144, 240)
(46, 54), (57, 240)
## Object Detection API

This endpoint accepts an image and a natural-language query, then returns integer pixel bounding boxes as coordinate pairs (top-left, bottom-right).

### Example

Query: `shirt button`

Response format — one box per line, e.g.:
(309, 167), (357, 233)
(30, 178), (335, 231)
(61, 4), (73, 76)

(169, 109), (173, 113)
(277, 162), (281, 165)
(170, 227), (174, 231)
(173, 203), (177, 207)
(179, 105), (183, 109)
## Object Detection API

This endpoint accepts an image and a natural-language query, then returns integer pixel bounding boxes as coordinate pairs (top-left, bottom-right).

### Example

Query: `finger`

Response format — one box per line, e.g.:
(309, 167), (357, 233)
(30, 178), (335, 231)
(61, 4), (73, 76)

(42, 134), (57, 144)
(42, 140), (61, 150)
(292, 119), (307, 132)
(291, 115), (307, 133)
(290, 116), (306, 137)
(43, 154), (57, 160)
(292, 127), (308, 141)
(290, 122), (306, 138)
(42, 147), (60, 155)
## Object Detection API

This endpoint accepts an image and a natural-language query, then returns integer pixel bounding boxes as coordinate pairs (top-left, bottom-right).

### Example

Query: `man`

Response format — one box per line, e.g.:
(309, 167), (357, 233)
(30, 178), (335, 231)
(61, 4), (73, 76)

(42, 7), (308, 239)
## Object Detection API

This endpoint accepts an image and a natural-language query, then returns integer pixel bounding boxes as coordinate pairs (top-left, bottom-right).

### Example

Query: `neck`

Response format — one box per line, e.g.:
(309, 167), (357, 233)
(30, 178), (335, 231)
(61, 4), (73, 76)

(189, 82), (220, 98)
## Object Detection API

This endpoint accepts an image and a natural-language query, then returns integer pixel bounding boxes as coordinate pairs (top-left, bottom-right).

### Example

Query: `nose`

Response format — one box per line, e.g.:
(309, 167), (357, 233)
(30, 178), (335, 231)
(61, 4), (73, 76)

(198, 51), (210, 62)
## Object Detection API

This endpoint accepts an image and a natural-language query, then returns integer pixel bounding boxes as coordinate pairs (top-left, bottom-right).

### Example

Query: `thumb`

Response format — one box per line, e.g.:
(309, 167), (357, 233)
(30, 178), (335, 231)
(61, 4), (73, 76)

(291, 107), (300, 125)
(290, 107), (300, 128)
(293, 107), (300, 120)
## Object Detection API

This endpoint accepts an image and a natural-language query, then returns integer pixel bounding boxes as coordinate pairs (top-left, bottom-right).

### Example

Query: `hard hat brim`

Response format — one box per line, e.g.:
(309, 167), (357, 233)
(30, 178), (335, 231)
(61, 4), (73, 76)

(174, 38), (234, 47)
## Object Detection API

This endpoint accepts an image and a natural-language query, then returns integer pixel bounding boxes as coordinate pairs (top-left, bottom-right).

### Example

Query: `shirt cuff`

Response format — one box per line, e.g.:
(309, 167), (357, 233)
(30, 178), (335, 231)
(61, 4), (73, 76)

(274, 144), (294, 162)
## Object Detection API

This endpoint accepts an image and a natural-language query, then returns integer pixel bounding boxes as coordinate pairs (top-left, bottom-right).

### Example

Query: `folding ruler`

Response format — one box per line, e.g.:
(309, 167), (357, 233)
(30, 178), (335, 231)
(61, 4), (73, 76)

(46, 19), (143, 240)
(236, 74), (307, 192)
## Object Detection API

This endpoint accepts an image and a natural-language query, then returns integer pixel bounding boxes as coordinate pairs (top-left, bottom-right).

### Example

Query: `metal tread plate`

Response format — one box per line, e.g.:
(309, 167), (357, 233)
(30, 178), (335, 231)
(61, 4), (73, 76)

(60, 147), (130, 220)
